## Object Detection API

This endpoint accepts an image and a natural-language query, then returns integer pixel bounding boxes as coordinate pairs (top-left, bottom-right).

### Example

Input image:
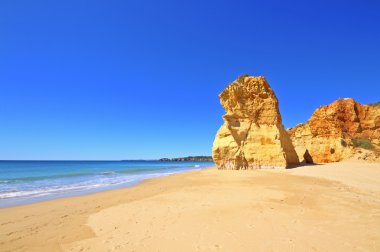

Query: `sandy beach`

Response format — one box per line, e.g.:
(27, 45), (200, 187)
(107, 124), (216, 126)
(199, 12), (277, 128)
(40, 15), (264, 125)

(1, 161), (380, 252)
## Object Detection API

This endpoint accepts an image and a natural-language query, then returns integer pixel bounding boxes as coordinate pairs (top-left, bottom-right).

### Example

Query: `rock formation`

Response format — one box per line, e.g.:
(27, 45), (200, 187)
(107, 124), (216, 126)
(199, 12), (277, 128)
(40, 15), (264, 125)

(288, 98), (380, 163)
(212, 75), (299, 169)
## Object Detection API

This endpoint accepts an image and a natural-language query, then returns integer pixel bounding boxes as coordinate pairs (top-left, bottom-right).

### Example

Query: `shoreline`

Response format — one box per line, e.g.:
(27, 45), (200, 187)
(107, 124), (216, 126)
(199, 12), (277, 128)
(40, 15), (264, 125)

(0, 167), (206, 210)
(0, 162), (213, 208)
(1, 162), (380, 251)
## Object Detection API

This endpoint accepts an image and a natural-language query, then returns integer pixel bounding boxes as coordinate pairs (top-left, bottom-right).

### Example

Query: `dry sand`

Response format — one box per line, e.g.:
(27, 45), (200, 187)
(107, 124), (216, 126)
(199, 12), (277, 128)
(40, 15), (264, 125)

(1, 161), (380, 252)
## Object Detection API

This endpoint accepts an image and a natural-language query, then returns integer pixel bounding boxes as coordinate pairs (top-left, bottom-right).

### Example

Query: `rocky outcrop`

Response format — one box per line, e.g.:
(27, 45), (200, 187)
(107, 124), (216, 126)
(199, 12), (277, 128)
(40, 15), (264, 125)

(288, 98), (380, 163)
(212, 75), (299, 169)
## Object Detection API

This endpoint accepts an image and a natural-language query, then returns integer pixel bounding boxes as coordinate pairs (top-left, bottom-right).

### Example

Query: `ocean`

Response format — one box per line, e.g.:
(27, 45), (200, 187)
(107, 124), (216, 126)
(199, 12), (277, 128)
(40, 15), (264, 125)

(0, 160), (214, 207)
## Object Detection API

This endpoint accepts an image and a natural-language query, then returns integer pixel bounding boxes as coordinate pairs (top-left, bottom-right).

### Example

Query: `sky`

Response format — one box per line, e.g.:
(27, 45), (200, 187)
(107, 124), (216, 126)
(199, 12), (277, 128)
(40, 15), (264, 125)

(0, 0), (379, 160)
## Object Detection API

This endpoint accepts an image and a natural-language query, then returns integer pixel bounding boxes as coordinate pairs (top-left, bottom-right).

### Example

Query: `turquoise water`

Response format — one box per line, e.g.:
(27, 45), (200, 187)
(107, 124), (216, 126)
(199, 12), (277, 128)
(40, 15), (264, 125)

(0, 161), (214, 207)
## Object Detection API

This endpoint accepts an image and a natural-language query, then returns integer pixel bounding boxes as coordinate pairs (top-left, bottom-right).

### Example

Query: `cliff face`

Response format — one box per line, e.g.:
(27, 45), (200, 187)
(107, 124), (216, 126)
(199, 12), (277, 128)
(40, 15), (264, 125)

(212, 75), (299, 169)
(288, 98), (380, 163)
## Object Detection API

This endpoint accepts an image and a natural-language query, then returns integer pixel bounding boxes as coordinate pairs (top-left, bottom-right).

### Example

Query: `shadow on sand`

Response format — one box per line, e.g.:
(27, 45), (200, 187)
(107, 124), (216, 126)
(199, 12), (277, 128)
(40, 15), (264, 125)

(286, 162), (325, 169)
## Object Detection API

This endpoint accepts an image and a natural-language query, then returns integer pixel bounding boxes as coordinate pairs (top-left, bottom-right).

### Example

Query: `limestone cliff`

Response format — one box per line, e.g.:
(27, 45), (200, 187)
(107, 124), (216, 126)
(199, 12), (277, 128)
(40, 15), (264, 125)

(212, 75), (299, 169)
(288, 98), (380, 163)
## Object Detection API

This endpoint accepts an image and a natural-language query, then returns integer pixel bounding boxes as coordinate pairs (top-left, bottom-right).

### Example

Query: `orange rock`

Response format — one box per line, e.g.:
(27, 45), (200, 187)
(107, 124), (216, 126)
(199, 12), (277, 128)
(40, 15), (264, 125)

(288, 98), (380, 163)
(212, 75), (299, 169)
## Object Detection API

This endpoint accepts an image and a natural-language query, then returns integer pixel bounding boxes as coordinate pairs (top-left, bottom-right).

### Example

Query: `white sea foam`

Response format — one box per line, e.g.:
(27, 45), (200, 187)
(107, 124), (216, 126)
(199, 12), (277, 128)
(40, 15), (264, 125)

(0, 171), (181, 199)
(0, 178), (136, 199)
(98, 171), (116, 175)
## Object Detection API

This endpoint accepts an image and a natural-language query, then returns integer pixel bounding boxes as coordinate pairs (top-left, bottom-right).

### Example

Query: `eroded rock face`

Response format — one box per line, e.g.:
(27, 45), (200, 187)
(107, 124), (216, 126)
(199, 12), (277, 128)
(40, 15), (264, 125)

(212, 75), (299, 169)
(288, 98), (380, 163)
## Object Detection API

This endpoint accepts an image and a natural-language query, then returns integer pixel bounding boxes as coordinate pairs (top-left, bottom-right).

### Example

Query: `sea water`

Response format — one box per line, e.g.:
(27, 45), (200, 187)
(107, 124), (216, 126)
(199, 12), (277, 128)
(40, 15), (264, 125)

(0, 160), (214, 207)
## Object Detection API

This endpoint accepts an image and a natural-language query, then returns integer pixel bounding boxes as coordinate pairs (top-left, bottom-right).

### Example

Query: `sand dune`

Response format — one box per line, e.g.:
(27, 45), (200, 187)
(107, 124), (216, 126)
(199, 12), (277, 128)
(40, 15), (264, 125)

(1, 161), (380, 251)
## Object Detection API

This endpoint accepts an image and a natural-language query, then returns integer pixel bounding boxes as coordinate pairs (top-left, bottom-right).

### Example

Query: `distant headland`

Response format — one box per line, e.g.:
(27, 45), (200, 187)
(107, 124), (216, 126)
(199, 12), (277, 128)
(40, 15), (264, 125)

(159, 156), (213, 162)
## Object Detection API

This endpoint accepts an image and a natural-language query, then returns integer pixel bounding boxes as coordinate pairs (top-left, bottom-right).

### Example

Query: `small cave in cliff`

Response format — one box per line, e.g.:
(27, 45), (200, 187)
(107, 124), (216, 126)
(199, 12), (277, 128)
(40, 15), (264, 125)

(303, 150), (314, 164)
(235, 152), (248, 170)
(340, 139), (347, 147)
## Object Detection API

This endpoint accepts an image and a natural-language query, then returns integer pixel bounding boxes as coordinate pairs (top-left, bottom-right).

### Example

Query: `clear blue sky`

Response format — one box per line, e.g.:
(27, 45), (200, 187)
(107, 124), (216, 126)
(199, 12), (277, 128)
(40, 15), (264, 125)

(0, 1), (379, 160)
